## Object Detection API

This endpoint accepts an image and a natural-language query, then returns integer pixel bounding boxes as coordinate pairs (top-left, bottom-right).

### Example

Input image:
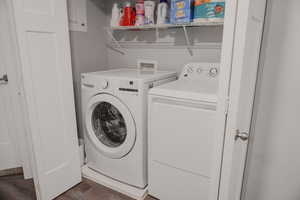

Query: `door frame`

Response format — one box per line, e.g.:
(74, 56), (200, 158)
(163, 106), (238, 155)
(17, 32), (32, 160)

(218, 0), (267, 200)
(210, 0), (239, 199)
(0, 0), (32, 179)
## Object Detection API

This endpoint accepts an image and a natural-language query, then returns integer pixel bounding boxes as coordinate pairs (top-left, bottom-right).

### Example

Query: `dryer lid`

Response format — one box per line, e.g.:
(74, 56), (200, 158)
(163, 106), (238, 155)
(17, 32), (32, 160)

(149, 79), (218, 103)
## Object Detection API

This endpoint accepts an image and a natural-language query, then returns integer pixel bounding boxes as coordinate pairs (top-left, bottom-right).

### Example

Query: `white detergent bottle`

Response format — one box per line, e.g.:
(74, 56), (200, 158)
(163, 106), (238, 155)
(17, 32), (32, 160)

(110, 3), (121, 27)
(144, 1), (155, 25)
(157, 0), (169, 25)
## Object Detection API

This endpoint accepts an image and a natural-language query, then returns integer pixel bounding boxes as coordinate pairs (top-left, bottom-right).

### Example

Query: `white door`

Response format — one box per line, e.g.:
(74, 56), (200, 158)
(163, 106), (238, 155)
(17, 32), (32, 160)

(218, 0), (267, 200)
(0, 54), (21, 171)
(0, 0), (33, 179)
(10, 0), (81, 199)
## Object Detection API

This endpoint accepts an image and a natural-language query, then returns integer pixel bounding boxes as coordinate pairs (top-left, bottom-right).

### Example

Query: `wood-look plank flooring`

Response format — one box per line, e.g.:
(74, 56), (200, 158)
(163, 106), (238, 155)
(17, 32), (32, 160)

(0, 175), (156, 200)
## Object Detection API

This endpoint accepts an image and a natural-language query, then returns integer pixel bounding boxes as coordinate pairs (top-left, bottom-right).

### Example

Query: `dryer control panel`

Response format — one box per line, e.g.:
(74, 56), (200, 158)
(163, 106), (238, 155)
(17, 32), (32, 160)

(180, 63), (220, 80)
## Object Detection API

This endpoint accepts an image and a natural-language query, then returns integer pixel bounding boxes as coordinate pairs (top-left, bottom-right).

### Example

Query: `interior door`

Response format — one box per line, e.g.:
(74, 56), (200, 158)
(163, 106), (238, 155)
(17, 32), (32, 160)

(0, 0), (33, 179)
(218, 0), (267, 200)
(0, 54), (20, 171)
(10, 0), (81, 199)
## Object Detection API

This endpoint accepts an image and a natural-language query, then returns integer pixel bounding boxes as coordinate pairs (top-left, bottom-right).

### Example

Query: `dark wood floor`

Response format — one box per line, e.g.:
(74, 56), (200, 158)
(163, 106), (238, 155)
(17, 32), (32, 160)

(0, 175), (156, 200)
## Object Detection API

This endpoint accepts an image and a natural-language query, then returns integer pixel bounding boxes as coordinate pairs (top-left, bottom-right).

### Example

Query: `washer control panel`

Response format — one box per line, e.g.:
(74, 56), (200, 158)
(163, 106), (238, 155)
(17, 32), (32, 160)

(180, 63), (220, 80)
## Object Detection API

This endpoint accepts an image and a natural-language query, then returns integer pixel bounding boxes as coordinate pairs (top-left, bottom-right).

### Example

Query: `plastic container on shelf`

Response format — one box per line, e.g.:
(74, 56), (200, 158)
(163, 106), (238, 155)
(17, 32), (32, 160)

(193, 0), (225, 23)
(144, 1), (156, 25)
(110, 3), (121, 27)
(120, 2), (136, 26)
(170, 0), (194, 24)
(135, 0), (145, 26)
(157, 0), (169, 25)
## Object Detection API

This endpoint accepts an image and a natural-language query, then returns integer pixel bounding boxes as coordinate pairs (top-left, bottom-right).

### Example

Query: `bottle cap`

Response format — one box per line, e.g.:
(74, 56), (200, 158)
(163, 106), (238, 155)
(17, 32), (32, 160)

(123, 1), (132, 7)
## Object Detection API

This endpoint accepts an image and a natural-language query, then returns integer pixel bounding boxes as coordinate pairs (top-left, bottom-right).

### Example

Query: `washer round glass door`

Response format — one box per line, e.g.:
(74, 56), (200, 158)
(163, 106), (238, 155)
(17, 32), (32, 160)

(85, 94), (136, 159)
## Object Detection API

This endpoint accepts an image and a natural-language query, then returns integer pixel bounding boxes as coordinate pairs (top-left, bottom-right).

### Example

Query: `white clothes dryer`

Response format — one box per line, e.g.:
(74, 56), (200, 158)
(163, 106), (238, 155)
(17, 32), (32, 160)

(148, 63), (220, 200)
(81, 68), (177, 190)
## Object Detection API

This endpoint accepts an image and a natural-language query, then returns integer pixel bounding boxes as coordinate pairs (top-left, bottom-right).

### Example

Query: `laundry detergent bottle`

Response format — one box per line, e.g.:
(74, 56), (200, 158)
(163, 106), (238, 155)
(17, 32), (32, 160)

(157, 0), (169, 25)
(120, 2), (136, 26)
(111, 3), (121, 27)
(135, 0), (145, 26)
(144, 1), (155, 25)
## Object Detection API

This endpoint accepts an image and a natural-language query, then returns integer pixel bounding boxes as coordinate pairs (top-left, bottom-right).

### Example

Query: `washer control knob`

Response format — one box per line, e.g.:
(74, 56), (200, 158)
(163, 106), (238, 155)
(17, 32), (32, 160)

(100, 80), (108, 89)
(209, 68), (218, 77)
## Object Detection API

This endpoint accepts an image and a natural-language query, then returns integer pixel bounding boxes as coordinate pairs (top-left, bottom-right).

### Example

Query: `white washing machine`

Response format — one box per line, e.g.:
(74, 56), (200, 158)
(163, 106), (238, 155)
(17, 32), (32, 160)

(148, 63), (219, 200)
(81, 69), (177, 191)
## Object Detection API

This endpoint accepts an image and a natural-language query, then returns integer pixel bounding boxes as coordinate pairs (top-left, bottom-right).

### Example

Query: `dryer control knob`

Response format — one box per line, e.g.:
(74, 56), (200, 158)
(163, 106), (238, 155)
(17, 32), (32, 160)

(209, 68), (218, 77)
(100, 80), (108, 89)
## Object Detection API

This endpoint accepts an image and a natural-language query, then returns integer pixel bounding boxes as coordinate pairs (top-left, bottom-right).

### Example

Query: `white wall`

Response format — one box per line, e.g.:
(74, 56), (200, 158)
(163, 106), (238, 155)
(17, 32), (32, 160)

(243, 1), (300, 199)
(69, 0), (108, 137)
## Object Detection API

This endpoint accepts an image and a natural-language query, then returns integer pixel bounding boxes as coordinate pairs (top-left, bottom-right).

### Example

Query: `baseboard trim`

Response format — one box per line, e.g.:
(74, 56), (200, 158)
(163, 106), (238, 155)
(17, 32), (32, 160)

(0, 167), (23, 177)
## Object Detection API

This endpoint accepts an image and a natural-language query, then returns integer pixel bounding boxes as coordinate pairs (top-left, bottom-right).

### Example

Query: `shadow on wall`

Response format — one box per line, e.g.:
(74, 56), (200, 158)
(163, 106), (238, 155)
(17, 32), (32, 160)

(112, 26), (223, 45)
(69, 0), (109, 138)
(90, 0), (111, 15)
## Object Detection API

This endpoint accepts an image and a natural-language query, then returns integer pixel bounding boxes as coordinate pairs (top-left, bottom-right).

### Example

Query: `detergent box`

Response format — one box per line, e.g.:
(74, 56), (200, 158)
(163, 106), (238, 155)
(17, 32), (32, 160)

(193, 0), (225, 22)
(170, 0), (194, 24)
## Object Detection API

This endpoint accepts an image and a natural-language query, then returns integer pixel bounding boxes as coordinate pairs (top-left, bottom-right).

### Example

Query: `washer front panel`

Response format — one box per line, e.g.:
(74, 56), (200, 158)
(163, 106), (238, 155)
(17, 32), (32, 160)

(85, 93), (136, 159)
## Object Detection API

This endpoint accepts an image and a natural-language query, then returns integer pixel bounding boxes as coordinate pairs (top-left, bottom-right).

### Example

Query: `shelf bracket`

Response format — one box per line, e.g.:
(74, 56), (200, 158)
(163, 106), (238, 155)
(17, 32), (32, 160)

(183, 25), (193, 56)
(105, 28), (125, 55)
(155, 26), (159, 40)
